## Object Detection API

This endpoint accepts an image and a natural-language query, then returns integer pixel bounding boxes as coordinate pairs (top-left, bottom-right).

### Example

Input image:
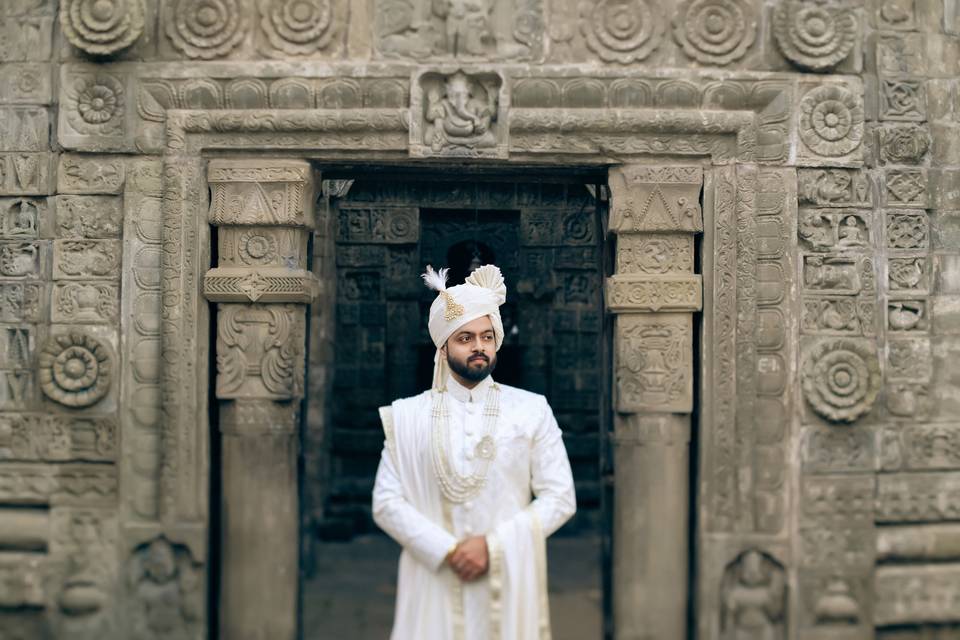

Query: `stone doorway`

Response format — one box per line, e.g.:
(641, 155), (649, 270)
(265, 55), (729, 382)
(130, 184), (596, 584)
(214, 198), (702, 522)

(302, 171), (609, 637)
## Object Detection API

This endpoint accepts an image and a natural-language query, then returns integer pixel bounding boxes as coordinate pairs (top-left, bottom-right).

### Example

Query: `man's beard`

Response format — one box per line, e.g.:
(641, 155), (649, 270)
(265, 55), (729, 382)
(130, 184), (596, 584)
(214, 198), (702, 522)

(448, 352), (496, 382)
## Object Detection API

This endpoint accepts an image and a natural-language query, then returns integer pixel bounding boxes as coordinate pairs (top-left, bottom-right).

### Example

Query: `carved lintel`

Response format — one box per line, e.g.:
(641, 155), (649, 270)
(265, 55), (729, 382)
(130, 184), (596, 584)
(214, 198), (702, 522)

(203, 268), (318, 304)
(215, 304), (306, 401)
(220, 399), (300, 437)
(605, 274), (702, 313)
(609, 165), (704, 234)
(207, 159), (315, 227)
(615, 313), (693, 413)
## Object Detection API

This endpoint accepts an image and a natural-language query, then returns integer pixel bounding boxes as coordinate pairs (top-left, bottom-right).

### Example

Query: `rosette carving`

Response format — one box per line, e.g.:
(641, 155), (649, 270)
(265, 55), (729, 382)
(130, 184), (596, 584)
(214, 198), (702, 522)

(39, 333), (112, 408)
(65, 74), (125, 136)
(580, 0), (664, 63)
(773, 0), (857, 71)
(166, 0), (248, 59)
(672, 0), (756, 65)
(61, 0), (146, 56)
(259, 0), (337, 56)
(799, 84), (864, 158)
(802, 339), (880, 423)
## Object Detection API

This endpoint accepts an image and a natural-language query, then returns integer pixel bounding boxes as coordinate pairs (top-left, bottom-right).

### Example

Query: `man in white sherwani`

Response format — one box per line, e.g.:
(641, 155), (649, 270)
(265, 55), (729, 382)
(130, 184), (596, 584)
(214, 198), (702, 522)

(373, 264), (577, 640)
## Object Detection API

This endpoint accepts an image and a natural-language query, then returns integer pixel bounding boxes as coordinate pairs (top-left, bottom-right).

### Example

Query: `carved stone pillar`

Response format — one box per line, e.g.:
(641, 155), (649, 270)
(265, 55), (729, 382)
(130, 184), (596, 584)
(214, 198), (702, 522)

(203, 160), (316, 640)
(605, 165), (703, 640)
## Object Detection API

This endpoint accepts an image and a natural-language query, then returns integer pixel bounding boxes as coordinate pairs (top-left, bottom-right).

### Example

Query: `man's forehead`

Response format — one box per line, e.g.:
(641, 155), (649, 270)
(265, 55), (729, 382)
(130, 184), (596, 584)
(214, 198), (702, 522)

(454, 316), (494, 335)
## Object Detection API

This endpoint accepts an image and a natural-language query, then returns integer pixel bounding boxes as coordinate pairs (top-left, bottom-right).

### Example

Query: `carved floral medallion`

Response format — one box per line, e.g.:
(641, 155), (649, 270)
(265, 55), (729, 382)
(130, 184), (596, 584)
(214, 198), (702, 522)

(672, 0), (756, 66)
(60, 0), (146, 56)
(39, 333), (112, 408)
(773, 0), (857, 71)
(259, 0), (337, 56)
(802, 338), (880, 423)
(798, 84), (864, 158)
(166, 0), (248, 59)
(580, 0), (664, 63)
(65, 74), (125, 136)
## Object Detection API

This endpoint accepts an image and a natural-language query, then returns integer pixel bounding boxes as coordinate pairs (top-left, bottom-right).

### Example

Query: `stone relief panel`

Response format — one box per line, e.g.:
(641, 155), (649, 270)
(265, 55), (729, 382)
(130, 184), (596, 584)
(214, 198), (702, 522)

(801, 338), (881, 423)
(615, 312), (692, 413)
(609, 166), (703, 234)
(797, 83), (865, 166)
(410, 69), (506, 158)
(374, 0), (543, 60)
(162, 0), (344, 61)
(719, 550), (787, 640)
(771, 0), (859, 72)
(124, 537), (204, 640)
(671, 0), (757, 66)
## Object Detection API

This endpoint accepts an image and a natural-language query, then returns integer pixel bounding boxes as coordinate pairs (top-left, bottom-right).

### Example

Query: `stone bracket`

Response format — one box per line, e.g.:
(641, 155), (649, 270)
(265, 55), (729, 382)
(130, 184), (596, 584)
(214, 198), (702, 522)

(605, 274), (702, 313)
(203, 267), (319, 304)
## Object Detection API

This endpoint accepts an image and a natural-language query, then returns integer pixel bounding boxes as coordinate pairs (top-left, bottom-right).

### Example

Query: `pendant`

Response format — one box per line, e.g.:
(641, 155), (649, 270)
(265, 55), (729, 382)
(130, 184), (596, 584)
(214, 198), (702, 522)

(474, 435), (496, 461)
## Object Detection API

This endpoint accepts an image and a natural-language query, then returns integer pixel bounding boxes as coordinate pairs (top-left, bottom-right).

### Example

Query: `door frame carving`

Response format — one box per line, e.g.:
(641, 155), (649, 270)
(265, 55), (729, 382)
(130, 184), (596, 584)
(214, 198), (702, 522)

(152, 69), (809, 636)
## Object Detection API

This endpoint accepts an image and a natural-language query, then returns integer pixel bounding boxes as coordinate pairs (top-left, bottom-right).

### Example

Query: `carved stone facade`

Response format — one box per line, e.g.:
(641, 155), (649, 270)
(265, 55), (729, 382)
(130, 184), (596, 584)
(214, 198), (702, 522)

(0, 0), (958, 638)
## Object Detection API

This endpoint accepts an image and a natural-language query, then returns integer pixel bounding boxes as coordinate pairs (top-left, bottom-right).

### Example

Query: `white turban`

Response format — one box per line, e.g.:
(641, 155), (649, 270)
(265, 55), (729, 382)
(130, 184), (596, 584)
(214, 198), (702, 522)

(422, 264), (507, 391)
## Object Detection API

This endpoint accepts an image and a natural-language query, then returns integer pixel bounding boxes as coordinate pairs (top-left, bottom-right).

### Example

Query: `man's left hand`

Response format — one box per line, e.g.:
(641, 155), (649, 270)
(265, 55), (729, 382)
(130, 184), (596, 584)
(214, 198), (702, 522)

(448, 536), (488, 582)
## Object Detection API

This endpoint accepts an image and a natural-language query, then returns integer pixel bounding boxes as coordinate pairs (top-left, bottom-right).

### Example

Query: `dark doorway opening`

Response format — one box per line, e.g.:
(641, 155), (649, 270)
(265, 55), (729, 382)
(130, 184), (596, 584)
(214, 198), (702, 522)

(302, 169), (608, 639)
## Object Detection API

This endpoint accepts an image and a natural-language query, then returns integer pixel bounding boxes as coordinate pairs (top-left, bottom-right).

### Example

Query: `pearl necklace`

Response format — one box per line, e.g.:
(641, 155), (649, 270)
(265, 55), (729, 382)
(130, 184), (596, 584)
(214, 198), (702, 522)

(430, 383), (501, 504)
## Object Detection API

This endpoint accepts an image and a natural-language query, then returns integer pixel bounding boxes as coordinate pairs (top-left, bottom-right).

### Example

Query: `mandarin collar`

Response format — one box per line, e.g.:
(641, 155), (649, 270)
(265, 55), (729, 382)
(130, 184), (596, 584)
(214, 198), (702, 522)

(446, 373), (494, 404)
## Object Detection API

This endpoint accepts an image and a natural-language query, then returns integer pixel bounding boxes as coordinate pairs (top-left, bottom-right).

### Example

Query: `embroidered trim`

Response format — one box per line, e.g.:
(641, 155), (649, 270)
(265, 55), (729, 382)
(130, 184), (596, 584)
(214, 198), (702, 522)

(442, 500), (466, 640)
(442, 290), (465, 320)
(529, 508), (552, 640)
(488, 531), (503, 640)
(378, 405), (397, 460)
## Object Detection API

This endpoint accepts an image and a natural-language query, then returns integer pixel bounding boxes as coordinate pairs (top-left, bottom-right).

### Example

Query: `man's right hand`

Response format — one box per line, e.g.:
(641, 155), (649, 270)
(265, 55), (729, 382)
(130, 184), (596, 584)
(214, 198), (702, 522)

(446, 536), (489, 582)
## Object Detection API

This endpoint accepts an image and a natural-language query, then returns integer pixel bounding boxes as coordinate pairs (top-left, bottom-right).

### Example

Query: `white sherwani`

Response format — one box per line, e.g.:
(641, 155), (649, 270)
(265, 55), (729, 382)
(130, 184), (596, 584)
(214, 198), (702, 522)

(373, 375), (576, 640)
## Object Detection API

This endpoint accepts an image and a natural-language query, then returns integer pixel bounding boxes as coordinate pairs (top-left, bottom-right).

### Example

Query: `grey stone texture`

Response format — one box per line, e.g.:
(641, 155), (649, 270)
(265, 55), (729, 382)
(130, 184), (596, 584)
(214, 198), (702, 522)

(0, 0), (957, 638)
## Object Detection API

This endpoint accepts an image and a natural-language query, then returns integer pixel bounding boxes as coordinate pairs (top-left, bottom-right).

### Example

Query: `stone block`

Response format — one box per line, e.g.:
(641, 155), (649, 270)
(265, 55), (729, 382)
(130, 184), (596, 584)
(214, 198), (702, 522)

(0, 153), (56, 196)
(57, 154), (125, 195)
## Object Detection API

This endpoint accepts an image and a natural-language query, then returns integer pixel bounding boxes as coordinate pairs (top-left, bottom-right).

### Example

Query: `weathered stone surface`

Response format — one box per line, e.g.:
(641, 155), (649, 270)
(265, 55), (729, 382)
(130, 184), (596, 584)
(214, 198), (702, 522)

(0, 1), (957, 637)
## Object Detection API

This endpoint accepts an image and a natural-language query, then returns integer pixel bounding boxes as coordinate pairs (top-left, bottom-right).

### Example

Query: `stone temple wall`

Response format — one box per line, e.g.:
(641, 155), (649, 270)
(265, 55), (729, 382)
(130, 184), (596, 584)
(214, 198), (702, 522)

(0, 0), (958, 638)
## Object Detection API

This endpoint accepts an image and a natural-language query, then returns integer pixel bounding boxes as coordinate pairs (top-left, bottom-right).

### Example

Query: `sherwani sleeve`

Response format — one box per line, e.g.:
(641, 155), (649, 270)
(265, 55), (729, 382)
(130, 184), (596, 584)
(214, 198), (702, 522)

(372, 438), (459, 572)
(493, 397), (576, 540)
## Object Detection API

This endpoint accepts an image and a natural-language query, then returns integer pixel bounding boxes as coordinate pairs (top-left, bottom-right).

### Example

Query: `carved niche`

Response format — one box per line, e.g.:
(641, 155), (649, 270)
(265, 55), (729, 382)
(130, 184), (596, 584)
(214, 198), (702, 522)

(126, 537), (203, 640)
(410, 69), (507, 159)
(720, 550), (787, 640)
(374, 0), (544, 60)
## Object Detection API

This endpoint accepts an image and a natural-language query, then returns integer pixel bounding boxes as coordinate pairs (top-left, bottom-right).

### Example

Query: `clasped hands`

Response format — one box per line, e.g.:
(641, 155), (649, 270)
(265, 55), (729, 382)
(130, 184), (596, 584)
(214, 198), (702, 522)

(445, 535), (488, 582)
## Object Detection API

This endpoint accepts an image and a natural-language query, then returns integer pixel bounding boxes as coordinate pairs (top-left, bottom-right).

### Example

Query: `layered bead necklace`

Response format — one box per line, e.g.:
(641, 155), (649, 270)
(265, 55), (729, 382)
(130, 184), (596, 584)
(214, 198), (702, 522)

(430, 383), (501, 504)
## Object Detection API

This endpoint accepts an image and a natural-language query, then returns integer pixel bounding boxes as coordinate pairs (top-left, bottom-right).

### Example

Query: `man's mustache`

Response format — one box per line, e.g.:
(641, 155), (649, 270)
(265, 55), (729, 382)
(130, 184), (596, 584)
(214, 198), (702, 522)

(468, 355), (489, 363)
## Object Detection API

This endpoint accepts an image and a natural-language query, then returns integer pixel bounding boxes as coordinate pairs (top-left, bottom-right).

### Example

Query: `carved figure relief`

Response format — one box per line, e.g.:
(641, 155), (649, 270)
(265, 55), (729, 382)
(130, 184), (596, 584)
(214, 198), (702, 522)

(165, 0), (248, 59)
(127, 537), (203, 640)
(772, 0), (857, 71)
(802, 296), (875, 335)
(798, 169), (872, 207)
(887, 299), (927, 332)
(64, 73), (125, 136)
(1, 199), (41, 238)
(888, 256), (927, 292)
(60, 0), (146, 56)
(579, 0), (665, 63)
(798, 84), (864, 158)
(412, 71), (504, 158)
(801, 338), (880, 423)
(56, 195), (123, 238)
(0, 242), (40, 277)
(54, 240), (122, 279)
(672, 0), (756, 65)
(720, 550), (786, 640)
(798, 209), (870, 252)
(39, 332), (112, 408)
(802, 255), (873, 295)
(375, 0), (543, 60)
